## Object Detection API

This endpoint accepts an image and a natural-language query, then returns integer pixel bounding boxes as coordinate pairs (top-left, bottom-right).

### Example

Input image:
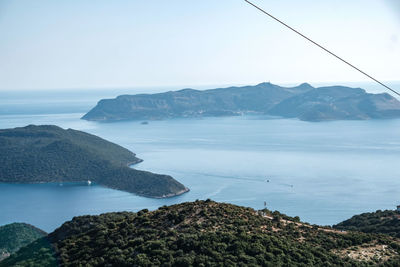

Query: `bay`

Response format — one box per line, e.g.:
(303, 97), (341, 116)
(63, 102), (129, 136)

(1, 83), (400, 232)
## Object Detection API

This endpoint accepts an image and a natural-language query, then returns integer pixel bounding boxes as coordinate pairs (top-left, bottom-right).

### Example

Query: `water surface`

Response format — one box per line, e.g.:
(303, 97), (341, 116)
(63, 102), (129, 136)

(1, 85), (400, 232)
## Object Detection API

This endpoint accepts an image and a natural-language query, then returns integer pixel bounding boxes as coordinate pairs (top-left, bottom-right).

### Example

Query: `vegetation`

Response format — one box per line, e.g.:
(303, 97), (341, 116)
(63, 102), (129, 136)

(0, 125), (188, 198)
(268, 86), (400, 121)
(3, 201), (400, 266)
(82, 82), (400, 122)
(0, 223), (46, 261)
(334, 210), (400, 238)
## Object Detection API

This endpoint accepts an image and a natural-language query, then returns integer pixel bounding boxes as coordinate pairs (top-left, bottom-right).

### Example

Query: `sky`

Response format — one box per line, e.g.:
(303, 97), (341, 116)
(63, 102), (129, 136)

(0, 0), (399, 90)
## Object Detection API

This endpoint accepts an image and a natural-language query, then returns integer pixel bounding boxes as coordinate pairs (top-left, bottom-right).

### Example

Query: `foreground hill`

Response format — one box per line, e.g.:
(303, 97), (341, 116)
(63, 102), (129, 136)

(334, 210), (400, 238)
(0, 223), (46, 261)
(0, 125), (188, 198)
(82, 82), (400, 122)
(3, 201), (400, 266)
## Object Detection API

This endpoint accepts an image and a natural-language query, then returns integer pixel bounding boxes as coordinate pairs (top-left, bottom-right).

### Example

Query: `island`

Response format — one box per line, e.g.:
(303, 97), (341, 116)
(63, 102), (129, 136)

(0, 125), (188, 198)
(3, 200), (400, 266)
(0, 223), (46, 262)
(82, 82), (400, 122)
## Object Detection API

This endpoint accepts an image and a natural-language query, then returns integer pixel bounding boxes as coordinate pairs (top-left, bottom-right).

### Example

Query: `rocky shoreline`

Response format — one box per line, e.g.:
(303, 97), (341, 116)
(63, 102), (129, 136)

(0, 252), (10, 262)
(155, 187), (190, 199)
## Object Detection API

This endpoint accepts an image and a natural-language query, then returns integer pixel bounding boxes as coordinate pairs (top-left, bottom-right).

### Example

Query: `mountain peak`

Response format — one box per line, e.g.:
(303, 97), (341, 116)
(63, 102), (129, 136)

(299, 82), (313, 88)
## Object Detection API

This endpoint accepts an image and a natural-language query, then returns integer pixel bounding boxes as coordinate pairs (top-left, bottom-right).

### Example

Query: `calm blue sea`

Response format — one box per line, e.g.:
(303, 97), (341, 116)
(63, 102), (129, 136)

(1, 82), (400, 232)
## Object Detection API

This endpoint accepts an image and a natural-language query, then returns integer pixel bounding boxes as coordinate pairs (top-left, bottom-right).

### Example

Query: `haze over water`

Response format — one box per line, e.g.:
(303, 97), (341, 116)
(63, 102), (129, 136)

(1, 82), (400, 232)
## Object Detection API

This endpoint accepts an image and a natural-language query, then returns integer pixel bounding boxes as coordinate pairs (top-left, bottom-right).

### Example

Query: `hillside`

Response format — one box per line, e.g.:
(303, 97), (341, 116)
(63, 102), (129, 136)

(0, 125), (188, 198)
(334, 210), (400, 238)
(269, 86), (400, 121)
(0, 223), (46, 261)
(3, 201), (400, 266)
(81, 82), (313, 121)
(82, 82), (400, 122)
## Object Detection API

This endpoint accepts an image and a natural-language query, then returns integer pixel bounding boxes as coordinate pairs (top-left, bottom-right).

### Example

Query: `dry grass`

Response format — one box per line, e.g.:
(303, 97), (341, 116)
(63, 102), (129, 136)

(333, 243), (398, 262)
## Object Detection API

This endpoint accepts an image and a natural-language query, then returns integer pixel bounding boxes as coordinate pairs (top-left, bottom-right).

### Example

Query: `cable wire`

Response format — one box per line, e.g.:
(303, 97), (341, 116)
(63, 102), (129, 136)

(244, 0), (400, 97)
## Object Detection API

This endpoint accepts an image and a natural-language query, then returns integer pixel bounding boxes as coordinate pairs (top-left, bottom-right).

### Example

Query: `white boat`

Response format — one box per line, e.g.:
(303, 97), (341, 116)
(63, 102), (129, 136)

(87, 180), (92, 185)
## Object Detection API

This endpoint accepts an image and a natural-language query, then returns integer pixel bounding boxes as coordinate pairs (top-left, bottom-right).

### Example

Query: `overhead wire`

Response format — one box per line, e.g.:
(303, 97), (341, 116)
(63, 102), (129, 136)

(244, 0), (400, 97)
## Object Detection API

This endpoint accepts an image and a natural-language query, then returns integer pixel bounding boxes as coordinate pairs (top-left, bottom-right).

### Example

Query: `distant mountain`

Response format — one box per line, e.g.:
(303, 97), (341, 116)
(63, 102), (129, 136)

(0, 125), (188, 198)
(81, 82), (313, 121)
(269, 86), (400, 121)
(3, 201), (400, 266)
(82, 82), (400, 122)
(0, 223), (46, 262)
(334, 210), (400, 238)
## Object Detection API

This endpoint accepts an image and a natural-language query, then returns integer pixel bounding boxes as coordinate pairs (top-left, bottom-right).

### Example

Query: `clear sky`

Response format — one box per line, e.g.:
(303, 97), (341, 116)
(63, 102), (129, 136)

(0, 0), (399, 90)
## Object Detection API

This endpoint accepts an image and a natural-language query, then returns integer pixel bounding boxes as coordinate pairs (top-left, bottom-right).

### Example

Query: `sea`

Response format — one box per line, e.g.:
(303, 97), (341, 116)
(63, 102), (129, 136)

(1, 81), (400, 232)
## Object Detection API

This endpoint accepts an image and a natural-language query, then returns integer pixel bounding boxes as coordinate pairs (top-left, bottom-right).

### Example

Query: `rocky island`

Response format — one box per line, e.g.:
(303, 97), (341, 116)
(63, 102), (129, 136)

(0, 125), (188, 198)
(3, 200), (400, 266)
(82, 82), (400, 122)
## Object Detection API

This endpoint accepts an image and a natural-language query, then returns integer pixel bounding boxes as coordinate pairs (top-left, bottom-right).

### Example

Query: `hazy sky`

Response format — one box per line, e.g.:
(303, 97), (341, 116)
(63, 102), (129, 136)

(0, 0), (399, 90)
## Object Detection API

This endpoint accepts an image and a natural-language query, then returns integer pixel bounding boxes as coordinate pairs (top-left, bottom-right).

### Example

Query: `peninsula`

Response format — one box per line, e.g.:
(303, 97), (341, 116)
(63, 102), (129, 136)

(0, 125), (188, 198)
(82, 82), (400, 122)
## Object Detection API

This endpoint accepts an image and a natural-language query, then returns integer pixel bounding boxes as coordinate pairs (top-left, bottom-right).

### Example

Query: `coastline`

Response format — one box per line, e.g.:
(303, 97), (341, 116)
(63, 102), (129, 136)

(126, 157), (190, 198)
(126, 158), (144, 168)
(0, 181), (190, 199)
(0, 157), (188, 199)
(154, 187), (190, 199)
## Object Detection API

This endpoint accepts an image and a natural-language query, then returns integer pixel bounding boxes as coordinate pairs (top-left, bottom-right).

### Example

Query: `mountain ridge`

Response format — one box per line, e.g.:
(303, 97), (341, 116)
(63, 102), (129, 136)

(82, 82), (400, 122)
(333, 210), (400, 238)
(3, 200), (400, 266)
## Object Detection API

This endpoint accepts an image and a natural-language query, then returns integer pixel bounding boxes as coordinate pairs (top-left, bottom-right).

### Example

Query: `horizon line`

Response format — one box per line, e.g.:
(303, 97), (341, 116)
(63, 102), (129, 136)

(1, 79), (400, 92)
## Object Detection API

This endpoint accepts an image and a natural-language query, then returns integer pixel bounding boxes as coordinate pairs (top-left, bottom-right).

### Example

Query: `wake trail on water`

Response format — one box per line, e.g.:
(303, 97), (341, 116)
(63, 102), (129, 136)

(143, 168), (296, 188)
